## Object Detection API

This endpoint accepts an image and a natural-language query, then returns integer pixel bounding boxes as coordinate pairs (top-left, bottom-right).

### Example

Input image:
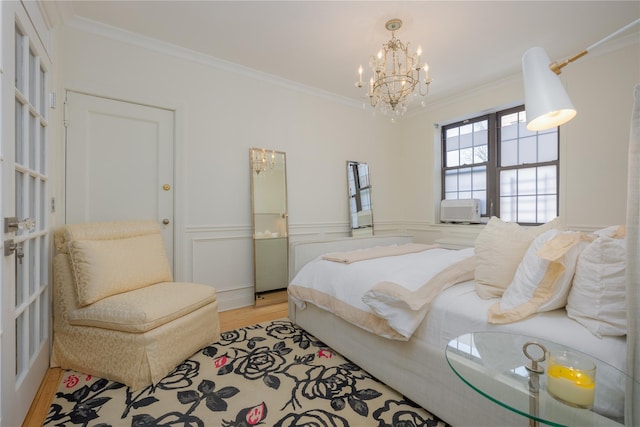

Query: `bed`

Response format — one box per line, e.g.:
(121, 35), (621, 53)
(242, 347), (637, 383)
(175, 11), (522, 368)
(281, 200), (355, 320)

(287, 220), (629, 426)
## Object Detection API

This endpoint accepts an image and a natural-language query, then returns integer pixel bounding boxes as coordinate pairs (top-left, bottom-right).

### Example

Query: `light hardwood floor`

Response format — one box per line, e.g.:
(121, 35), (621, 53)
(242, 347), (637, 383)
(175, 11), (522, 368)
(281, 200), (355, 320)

(22, 293), (288, 427)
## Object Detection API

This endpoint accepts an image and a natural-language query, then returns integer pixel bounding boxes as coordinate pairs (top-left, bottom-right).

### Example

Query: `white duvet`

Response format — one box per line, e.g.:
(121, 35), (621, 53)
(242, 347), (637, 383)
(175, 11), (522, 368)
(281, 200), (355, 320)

(289, 246), (475, 339)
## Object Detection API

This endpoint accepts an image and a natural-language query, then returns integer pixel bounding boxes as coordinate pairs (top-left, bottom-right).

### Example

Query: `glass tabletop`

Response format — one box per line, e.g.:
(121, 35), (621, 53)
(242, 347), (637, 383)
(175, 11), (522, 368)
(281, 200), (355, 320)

(445, 331), (636, 427)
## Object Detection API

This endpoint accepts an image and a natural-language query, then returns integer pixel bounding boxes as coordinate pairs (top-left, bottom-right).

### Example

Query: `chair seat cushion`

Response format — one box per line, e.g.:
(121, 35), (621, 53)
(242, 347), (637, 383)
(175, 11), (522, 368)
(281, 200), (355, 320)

(68, 282), (217, 333)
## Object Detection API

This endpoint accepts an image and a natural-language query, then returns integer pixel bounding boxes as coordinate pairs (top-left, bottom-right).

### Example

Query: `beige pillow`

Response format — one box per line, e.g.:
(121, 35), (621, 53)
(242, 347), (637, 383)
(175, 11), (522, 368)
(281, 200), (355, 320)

(69, 233), (173, 306)
(488, 230), (590, 324)
(474, 216), (560, 299)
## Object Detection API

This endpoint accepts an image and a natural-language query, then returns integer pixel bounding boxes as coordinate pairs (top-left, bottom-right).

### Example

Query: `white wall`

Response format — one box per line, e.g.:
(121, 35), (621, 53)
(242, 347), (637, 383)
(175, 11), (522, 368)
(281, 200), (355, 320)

(53, 23), (639, 310)
(400, 38), (639, 243)
(54, 24), (401, 309)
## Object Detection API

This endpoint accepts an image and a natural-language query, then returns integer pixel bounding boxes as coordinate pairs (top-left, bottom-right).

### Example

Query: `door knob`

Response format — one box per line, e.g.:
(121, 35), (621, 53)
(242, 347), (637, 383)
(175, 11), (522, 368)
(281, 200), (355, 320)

(4, 217), (36, 233)
(162, 219), (170, 225)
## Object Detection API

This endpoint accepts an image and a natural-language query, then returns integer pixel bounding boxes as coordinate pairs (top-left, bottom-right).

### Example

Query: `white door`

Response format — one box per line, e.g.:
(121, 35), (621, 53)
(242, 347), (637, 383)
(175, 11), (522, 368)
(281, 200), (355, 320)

(1, 5), (52, 426)
(64, 92), (175, 267)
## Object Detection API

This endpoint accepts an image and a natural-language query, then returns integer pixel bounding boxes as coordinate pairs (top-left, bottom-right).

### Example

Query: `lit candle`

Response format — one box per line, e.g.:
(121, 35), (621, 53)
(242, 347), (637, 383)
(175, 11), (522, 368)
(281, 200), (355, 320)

(417, 45), (422, 64)
(358, 65), (363, 85)
(546, 353), (596, 408)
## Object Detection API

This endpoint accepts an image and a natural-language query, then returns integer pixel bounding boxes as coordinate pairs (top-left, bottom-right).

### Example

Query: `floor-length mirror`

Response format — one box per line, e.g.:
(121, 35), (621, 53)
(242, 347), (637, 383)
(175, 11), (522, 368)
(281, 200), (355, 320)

(347, 161), (374, 236)
(250, 148), (289, 305)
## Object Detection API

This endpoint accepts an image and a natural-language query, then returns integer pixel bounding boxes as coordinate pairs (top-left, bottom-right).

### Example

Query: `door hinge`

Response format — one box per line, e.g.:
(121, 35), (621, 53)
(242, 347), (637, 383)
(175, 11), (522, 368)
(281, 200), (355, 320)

(49, 91), (57, 109)
(63, 98), (69, 127)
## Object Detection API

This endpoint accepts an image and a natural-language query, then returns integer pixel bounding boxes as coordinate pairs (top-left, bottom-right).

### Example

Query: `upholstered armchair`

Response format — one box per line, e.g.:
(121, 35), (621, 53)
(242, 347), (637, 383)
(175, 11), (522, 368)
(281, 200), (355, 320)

(51, 220), (220, 390)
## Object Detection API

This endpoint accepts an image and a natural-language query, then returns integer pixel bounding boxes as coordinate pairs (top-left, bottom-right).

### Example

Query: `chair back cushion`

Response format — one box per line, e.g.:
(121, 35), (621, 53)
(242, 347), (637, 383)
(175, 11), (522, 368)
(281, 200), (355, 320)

(64, 221), (173, 306)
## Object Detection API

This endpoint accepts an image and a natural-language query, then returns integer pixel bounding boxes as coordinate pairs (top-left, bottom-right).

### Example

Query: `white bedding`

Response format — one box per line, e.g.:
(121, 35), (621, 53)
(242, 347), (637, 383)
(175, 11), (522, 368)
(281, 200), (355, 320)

(288, 238), (629, 425)
(289, 246), (474, 339)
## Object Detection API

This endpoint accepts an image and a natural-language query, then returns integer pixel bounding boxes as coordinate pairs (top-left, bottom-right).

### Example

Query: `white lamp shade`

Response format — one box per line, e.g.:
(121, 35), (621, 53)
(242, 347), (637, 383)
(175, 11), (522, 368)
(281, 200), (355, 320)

(522, 47), (576, 131)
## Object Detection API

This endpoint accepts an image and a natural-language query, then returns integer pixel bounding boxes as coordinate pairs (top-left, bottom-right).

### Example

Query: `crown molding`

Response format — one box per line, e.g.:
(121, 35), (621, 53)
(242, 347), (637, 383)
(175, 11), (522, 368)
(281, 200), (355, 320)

(63, 16), (362, 110)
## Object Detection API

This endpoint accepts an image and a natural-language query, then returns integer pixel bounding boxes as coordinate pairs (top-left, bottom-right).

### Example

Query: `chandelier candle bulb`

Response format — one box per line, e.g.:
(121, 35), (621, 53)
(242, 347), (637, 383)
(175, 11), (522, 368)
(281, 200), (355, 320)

(546, 351), (596, 409)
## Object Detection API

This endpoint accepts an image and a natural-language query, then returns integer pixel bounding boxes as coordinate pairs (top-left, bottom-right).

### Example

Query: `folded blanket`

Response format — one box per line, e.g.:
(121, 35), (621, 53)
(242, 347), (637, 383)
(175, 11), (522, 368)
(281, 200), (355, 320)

(322, 243), (439, 264)
(362, 255), (476, 338)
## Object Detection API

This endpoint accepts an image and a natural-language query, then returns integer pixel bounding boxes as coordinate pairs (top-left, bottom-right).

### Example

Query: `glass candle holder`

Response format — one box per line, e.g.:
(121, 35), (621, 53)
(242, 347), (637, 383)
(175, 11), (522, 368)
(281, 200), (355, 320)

(546, 350), (596, 409)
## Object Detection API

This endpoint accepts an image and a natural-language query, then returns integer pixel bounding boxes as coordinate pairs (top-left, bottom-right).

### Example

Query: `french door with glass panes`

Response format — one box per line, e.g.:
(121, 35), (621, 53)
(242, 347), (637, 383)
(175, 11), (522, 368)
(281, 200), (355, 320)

(1, 3), (52, 425)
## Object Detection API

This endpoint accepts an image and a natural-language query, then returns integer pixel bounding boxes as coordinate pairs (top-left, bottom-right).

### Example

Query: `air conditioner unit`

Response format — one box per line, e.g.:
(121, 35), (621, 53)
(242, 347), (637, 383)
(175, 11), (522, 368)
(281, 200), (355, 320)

(440, 199), (481, 224)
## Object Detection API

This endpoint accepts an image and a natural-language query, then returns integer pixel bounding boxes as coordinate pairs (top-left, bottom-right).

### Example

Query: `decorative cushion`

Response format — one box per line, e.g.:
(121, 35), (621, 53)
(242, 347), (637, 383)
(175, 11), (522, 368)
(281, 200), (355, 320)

(488, 229), (591, 324)
(69, 233), (173, 306)
(474, 216), (561, 299)
(68, 282), (217, 333)
(566, 225), (627, 337)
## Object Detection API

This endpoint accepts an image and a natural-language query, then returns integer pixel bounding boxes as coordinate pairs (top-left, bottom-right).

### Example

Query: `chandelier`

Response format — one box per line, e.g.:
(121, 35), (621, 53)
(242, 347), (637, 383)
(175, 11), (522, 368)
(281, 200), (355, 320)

(251, 148), (276, 175)
(355, 19), (431, 116)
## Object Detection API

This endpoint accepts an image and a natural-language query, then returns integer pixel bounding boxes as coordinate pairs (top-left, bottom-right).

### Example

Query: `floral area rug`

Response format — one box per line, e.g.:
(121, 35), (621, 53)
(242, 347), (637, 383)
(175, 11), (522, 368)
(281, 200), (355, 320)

(45, 319), (450, 427)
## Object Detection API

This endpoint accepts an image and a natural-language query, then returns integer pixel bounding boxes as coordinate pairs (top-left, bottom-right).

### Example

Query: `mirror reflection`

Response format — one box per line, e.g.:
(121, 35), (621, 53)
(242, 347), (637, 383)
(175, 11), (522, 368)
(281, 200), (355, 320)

(250, 148), (288, 302)
(347, 161), (373, 236)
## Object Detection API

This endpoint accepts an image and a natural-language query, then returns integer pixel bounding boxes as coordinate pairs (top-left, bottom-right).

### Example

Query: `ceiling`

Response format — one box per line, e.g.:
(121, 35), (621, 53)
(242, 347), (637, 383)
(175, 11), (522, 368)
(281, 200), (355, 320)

(52, 1), (640, 109)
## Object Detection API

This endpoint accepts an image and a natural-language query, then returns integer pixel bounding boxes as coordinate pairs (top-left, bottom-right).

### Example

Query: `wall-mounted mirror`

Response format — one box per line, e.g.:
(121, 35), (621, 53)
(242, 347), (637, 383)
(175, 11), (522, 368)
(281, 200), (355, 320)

(250, 148), (288, 303)
(347, 161), (373, 236)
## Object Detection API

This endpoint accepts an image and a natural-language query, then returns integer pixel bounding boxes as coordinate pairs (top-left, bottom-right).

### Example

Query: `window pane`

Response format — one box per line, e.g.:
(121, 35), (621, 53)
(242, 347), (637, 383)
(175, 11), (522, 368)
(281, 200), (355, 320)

(519, 136), (537, 164)
(39, 66), (46, 117)
(538, 131), (558, 162)
(517, 196), (537, 223)
(500, 169), (517, 196)
(15, 26), (25, 93)
(501, 112), (519, 140)
(501, 139), (517, 167)
(500, 196), (516, 222)
(445, 170), (458, 193)
(29, 49), (37, 105)
(473, 122), (488, 145)
(458, 167), (472, 192)
(446, 150), (459, 167)
(537, 165), (557, 194)
(537, 195), (557, 223)
(446, 128), (459, 151)
(460, 148), (473, 166)
(518, 117), (536, 138)
(472, 165), (486, 191)
(29, 113), (37, 170)
(518, 168), (537, 195)
(474, 144), (488, 163)
(459, 124), (473, 148)
(15, 100), (24, 164)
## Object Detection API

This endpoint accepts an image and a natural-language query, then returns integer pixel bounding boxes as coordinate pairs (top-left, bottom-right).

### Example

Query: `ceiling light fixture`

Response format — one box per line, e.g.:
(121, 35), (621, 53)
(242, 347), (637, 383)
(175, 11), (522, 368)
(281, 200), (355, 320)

(523, 18), (639, 131)
(355, 19), (432, 117)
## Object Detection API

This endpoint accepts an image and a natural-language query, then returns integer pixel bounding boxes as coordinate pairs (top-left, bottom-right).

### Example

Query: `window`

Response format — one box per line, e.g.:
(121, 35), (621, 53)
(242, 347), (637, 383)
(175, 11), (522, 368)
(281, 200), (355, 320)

(442, 105), (558, 225)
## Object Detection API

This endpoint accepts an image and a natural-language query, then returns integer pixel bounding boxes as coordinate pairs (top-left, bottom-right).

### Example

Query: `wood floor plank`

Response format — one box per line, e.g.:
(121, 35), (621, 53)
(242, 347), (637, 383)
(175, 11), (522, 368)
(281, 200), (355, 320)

(24, 295), (289, 427)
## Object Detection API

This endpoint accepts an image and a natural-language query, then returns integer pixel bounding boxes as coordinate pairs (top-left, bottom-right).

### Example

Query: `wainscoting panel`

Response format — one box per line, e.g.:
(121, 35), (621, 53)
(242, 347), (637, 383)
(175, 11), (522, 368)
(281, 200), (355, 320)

(185, 220), (485, 311)
(190, 230), (254, 311)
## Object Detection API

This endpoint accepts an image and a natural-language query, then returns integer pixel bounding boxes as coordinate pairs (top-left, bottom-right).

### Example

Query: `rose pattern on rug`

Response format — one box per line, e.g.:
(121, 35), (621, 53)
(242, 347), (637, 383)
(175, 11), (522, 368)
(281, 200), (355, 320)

(46, 319), (450, 427)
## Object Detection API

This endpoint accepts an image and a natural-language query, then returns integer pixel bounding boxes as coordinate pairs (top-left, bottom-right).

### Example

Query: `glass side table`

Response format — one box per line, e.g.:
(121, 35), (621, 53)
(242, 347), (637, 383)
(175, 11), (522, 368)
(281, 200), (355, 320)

(445, 331), (636, 427)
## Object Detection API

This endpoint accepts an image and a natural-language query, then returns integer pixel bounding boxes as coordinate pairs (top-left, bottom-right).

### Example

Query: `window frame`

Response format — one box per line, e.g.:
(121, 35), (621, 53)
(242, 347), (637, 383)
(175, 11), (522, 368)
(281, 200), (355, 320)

(441, 105), (559, 225)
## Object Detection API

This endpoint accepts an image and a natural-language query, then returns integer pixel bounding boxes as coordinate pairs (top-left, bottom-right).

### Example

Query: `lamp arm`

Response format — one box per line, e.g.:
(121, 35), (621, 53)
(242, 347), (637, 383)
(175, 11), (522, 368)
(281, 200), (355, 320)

(550, 18), (640, 75)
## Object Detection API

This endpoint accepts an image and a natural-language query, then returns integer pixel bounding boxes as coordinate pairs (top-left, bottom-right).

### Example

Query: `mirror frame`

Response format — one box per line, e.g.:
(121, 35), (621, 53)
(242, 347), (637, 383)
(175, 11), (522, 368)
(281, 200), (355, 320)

(347, 160), (373, 236)
(250, 148), (289, 304)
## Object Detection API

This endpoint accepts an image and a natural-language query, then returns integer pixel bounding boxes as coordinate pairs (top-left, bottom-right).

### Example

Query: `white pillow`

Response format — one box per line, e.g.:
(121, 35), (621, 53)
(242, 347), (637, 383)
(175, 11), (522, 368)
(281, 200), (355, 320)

(474, 216), (561, 299)
(488, 229), (590, 324)
(566, 226), (627, 337)
(69, 233), (173, 306)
